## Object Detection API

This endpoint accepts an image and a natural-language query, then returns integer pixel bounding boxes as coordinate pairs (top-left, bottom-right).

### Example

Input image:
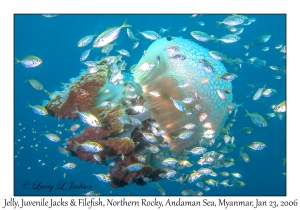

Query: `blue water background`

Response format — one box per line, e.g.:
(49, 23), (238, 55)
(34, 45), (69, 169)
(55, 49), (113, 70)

(14, 14), (286, 196)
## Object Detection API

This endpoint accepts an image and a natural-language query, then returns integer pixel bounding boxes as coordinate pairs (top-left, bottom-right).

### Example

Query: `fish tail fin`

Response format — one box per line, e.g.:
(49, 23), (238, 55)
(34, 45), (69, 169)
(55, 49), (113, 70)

(121, 166), (127, 171)
(73, 140), (80, 151)
(26, 102), (31, 108)
(216, 180), (219, 188)
(239, 102), (244, 108)
(244, 109), (250, 117)
(216, 21), (222, 28)
(24, 78), (29, 82)
(136, 30), (141, 36)
(14, 57), (20, 64)
(244, 45), (250, 50)
(71, 107), (79, 114)
(122, 19), (131, 28)
(213, 37), (219, 43)
(216, 75), (221, 80)
(263, 84), (266, 88)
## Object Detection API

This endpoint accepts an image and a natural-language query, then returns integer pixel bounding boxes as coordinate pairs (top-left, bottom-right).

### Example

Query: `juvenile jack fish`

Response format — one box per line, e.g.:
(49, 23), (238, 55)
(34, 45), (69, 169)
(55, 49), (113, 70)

(28, 104), (48, 115)
(245, 109), (268, 127)
(247, 142), (267, 150)
(62, 162), (76, 169)
(190, 31), (215, 42)
(273, 100), (286, 113)
(170, 97), (186, 112)
(217, 15), (248, 27)
(72, 108), (100, 127)
(80, 49), (92, 62)
(253, 84), (266, 100)
(78, 35), (95, 47)
(199, 59), (216, 73)
(94, 174), (111, 182)
(137, 30), (161, 40)
(74, 140), (104, 152)
(126, 28), (139, 41)
(177, 130), (194, 140)
(25, 79), (44, 90)
(137, 62), (155, 71)
(122, 163), (144, 172)
(93, 19), (131, 48)
(44, 133), (60, 142)
(218, 34), (241, 43)
(244, 34), (271, 49)
(15, 55), (42, 68)
(142, 132), (157, 142)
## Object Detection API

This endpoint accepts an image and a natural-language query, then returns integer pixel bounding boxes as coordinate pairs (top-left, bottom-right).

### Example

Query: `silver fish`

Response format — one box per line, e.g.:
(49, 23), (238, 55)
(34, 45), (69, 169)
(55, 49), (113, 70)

(137, 30), (161, 40)
(93, 19), (131, 48)
(78, 35), (95, 47)
(170, 97), (186, 112)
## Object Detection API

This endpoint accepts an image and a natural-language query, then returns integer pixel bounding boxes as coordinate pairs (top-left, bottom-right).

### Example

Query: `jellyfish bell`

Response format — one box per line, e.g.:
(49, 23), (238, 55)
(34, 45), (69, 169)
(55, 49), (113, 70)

(134, 37), (233, 155)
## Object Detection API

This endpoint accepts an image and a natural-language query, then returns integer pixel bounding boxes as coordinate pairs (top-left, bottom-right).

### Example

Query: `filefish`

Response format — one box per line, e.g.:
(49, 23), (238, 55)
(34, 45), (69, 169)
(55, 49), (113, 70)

(253, 84), (266, 100)
(25, 79), (44, 90)
(93, 19), (131, 48)
(15, 55), (42, 68)
(137, 30), (161, 40)
(74, 140), (104, 152)
(244, 34), (272, 49)
(78, 35), (95, 47)
(245, 109), (268, 127)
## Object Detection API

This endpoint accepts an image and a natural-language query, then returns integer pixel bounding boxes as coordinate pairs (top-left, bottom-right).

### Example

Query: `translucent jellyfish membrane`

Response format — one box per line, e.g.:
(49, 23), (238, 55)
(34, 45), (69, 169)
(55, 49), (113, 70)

(134, 37), (232, 155)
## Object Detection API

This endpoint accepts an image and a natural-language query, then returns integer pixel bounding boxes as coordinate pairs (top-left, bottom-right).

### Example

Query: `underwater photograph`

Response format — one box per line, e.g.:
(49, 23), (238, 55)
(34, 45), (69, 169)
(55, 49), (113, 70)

(14, 14), (286, 196)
